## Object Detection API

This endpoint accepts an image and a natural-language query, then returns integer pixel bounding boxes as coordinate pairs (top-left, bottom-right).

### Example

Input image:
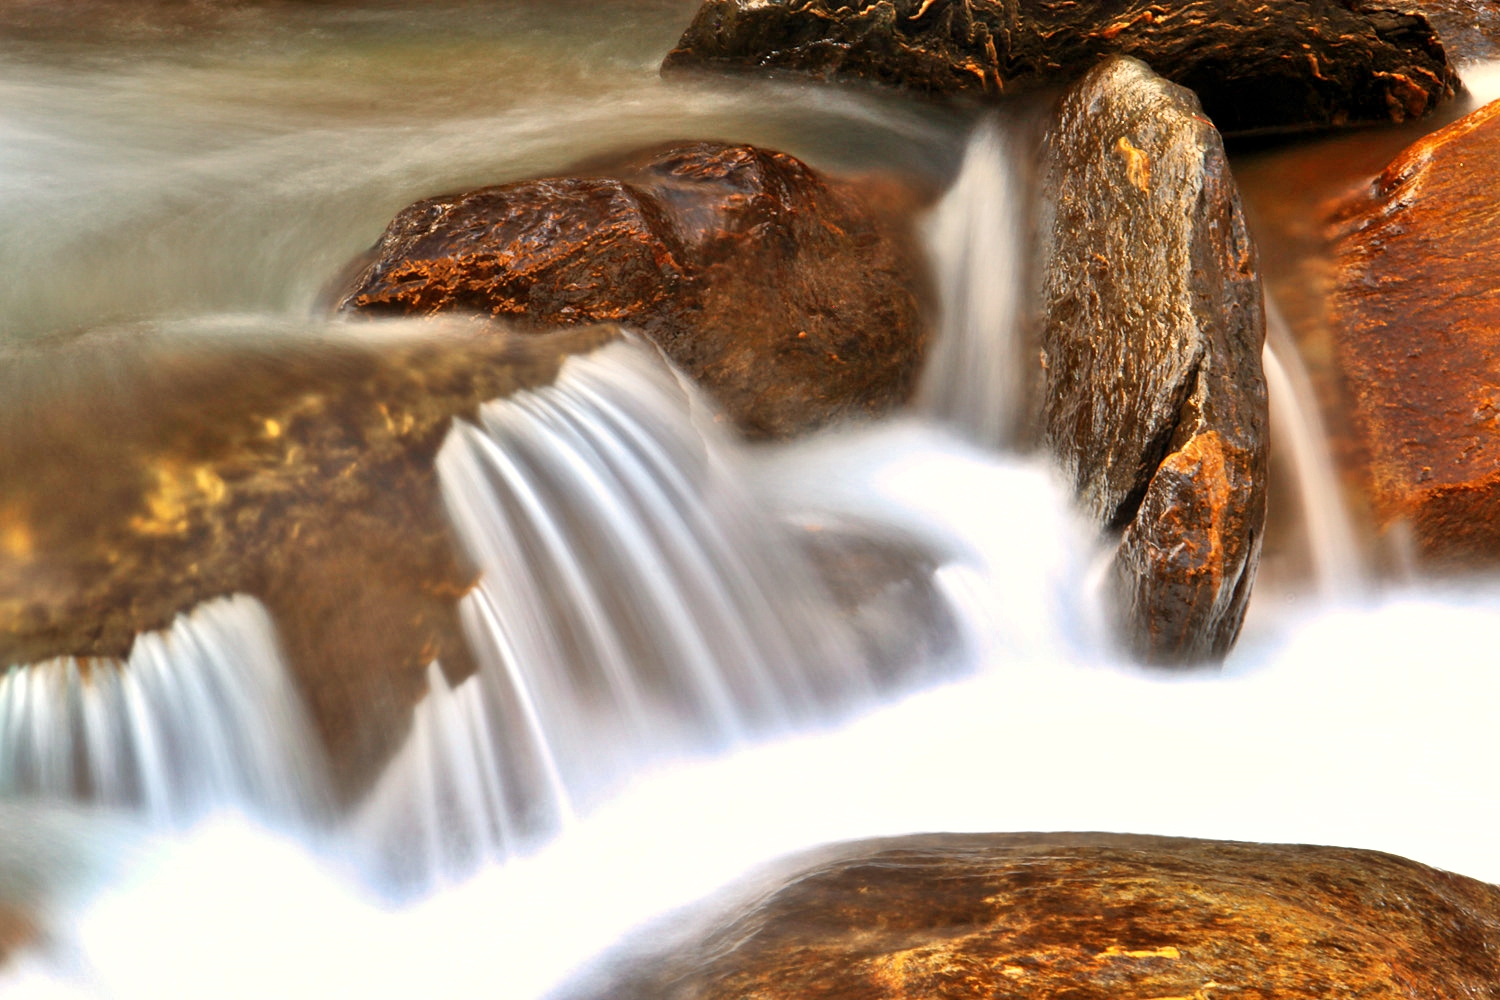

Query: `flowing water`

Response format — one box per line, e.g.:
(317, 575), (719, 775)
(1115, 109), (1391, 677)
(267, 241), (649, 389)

(1, 4), (1498, 997)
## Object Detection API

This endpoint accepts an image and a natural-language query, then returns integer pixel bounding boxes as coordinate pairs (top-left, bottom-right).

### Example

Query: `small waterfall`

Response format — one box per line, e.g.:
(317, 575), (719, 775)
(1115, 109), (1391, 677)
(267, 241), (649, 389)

(0, 595), (327, 829)
(1262, 299), (1365, 596)
(354, 340), (865, 886)
(916, 116), (1028, 448)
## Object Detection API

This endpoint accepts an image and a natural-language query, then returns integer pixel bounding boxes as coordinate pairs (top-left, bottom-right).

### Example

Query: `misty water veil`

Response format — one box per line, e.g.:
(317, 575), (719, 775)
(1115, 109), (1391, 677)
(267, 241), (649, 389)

(2, 8), (1500, 999)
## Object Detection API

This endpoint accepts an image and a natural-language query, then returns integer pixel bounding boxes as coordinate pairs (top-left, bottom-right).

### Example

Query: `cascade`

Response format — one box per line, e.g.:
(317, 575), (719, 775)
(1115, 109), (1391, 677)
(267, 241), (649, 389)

(916, 116), (1028, 448)
(1262, 299), (1366, 597)
(0, 596), (327, 830)
(352, 339), (867, 887)
(0, 6), (1496, 998)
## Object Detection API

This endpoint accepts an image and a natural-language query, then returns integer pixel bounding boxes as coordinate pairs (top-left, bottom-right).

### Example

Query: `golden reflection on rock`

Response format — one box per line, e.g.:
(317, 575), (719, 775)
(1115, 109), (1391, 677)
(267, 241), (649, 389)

(0, 321), (618, 800)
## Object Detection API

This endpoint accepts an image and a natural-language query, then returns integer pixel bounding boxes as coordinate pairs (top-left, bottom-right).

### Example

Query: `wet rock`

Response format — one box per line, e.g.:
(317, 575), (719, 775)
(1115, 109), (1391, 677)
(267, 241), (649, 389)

(663, 0), (1457, 135)
(1397, 0), (1500, 61)
(572, 832), (1500, 1000)
(337, 141), (930, 440)
(1327, 98), (1500, 566)
(1038, 57), (1268, 663)
(0, 322), (617, 800)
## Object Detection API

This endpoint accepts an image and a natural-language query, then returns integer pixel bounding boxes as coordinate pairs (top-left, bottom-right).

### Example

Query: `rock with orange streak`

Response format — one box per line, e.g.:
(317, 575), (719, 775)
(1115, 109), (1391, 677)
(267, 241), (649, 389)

(1038, 58), (1268, 663)
(1328, 98), (1500, 566)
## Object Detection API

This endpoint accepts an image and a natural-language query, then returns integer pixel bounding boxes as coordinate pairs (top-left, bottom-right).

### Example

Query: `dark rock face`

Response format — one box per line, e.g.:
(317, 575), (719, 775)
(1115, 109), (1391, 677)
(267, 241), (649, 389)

(0, 322), (617, 800)
(1328, 98), (1500, 566)
(575, 833), (1500, 1000)
(1038, 57), (1268, 663)
(338, 141), (930, 440)
(663, 0), (1457, 135)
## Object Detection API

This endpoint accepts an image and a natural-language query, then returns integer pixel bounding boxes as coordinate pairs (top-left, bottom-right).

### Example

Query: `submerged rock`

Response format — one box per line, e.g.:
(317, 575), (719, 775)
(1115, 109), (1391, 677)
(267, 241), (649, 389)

(1328, 98), (1500, 566)
(338, 141), (930, 440)
(663, 0), (1456, 134)
(573, 832), (1500, 1000)
(0, 322), (616, 800)
(1038, 57), (1268, 663)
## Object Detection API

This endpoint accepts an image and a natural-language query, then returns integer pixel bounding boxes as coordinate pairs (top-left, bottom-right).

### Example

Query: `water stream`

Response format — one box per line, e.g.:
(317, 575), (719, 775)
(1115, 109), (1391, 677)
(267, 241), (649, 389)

(0, 5), (1497, 998)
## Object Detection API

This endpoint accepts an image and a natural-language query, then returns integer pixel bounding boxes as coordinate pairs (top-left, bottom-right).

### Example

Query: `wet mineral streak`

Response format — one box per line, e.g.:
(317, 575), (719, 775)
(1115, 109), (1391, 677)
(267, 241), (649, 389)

(663, 0), (1456, 134)
(1038, 57), (1268, 663)
(578, 833), (1500, 1000)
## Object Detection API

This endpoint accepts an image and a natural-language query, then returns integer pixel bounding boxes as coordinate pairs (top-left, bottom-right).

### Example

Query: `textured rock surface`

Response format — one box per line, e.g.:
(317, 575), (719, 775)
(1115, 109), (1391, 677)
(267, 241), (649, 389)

(574, 832), (1500, 1000)
(338, 141), (929, 440)
(1039, 57), (1267, 663)
(0, 322), (616, 799)
(1399, 0), (1500, 60)
(1328, 98), (1500, 565)
(663, 0), (1457, 135)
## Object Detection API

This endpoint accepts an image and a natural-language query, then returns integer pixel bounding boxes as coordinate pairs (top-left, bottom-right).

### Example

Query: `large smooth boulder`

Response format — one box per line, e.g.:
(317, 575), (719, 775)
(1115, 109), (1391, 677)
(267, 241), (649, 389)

(1038, 57), (1268, 663)
(338, 141), (930, 440)
(1328, 98), (1500, 565)
(663, 0), (1457, 134)
(574, 833), (1500, 1000)
(0, 322), (617, 800)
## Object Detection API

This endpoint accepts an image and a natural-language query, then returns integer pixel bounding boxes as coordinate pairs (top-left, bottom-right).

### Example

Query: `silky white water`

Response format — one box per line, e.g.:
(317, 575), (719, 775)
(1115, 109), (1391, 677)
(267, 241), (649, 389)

(0, 3), (1496, 998)
(0, 596), (326, 830)
(354, 340), (866, 888)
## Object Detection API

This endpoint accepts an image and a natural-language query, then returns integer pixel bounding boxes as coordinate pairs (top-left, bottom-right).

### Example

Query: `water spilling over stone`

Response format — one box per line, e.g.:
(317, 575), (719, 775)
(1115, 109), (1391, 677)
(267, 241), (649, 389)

(917, 117), (1028, 449)
(0, 596), (326, 829)
(354, 340), (866, 887)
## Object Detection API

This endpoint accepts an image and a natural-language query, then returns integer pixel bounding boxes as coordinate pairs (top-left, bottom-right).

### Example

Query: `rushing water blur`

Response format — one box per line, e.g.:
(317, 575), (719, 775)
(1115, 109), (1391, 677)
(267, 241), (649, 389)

(2, 5), (1500, 998)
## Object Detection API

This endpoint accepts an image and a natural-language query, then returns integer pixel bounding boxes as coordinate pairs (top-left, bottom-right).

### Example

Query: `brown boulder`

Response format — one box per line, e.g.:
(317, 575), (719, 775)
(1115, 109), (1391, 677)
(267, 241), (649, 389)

(1327, 98), (1500, 566)
(0, 321), (617, 800)
(663, 0), (1457, 135)
(1038, 57), (1268, 664)
(337, 141), (930, 440)
(574, 833), (1500, 1000)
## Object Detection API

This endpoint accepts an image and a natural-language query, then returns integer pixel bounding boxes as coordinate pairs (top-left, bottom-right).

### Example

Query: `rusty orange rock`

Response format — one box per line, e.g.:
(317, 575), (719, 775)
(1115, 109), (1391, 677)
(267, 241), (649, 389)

(573, 833), (1500, 1000)
(338, 141), (931, 440)
(1328, 98), (1500, 565)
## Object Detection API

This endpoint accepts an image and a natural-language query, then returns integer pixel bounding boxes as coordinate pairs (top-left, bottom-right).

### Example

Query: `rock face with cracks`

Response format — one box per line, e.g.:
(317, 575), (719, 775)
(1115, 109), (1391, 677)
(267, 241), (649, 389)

(338, 141), (930, 440)
(1038, 57), (1268, 664)
(572, 833), (1500, 1000)
(1328, 98), (1500, 566)
(662, 0), (1457, 135)
(0, 322), (618, 801)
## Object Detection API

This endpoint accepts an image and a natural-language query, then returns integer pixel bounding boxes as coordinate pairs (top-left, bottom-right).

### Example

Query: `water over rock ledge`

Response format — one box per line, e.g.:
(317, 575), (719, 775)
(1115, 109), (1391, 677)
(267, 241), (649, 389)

(0, 322), (617, 800)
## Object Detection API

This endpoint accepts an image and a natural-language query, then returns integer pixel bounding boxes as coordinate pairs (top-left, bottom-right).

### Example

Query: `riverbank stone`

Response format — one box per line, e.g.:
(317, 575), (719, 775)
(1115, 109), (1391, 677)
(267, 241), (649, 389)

(571, 832), (1500, 1000)
(663, 0), (1457, 135)
(337, 141), (930, 440)
(1328, 98), (1500, 566)
(0, 322), (618, 802)
(1038, 57), (1268, 664)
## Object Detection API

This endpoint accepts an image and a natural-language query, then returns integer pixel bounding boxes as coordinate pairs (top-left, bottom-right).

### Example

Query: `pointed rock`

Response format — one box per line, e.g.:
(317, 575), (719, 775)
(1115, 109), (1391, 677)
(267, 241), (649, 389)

(1038, 57), (1268, 663)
